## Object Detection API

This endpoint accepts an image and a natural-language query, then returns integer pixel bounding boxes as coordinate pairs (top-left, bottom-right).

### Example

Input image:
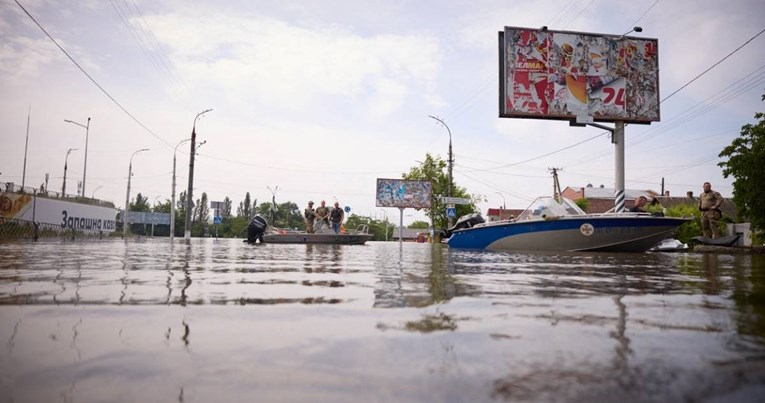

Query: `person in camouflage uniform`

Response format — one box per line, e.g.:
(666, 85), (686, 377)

(698, 182), (723, 238)
(304, 201), (316, 233)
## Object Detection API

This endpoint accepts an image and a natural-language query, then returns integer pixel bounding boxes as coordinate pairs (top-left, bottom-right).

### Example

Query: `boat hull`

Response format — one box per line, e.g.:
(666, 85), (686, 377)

(447, 216), (689, 252)
(263, 233), (373, 245)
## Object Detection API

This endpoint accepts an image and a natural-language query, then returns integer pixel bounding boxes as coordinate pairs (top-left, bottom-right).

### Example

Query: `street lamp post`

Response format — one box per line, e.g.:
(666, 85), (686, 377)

(64, 117), (90, 197)
(171, 138), (191, 241)
(62, 148), (77, 197)
(124, 148), (149, 236)
(185, 109), (212, 240)
(92, 185), (102, 199)
(495, 192), (506, 210)
(428, 115), (454, 226)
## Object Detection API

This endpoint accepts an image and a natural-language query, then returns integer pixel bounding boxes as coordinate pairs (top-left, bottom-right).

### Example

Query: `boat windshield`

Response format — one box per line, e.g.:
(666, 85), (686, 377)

(515, 197), (586, 221)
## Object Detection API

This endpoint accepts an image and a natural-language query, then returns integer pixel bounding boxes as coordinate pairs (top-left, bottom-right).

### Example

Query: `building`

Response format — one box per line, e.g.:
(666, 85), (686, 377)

(486, 208), (525, 222)
(561, 185), (658, 213)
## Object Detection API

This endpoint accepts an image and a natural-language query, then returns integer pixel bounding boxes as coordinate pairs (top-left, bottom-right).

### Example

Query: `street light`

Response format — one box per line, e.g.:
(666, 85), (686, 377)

(185, 109), (212, 240)
(428, 115), (454, 226)
(170, 137), (191, 241)
(92, 185), (103, 199)
(62, 148), (78, 197)
(124, 148), (149, 236)
(64, 117), (90, 197)
(616, 26), (642, 40)
(267, 185), (279, 226)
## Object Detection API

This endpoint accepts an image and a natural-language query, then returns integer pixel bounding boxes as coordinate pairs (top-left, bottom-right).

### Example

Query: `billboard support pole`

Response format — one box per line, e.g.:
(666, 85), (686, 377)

(614, 121), (625, 213)
(399, 207), (404, 247)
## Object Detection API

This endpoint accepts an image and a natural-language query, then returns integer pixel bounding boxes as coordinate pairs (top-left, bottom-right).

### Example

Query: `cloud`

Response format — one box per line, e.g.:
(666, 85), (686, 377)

(144, 11), (443, 114)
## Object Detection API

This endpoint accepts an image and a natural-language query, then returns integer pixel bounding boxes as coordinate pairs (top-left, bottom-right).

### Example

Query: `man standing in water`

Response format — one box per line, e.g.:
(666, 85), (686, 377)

(304, 201), (316, 233)
(699, 182), (724, 239)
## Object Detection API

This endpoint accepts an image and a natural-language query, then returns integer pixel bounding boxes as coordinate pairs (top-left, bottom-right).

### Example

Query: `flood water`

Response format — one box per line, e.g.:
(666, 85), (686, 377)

(1, 238), (765, 402)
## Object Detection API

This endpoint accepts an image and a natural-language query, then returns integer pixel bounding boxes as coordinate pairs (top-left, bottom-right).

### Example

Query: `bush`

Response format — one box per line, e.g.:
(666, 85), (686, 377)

(664, 203), (726, 243)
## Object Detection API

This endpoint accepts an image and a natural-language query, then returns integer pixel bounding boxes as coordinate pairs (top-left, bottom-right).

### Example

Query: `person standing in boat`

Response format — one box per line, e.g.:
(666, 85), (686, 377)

(314, 200), (330, 231)
(699, 182), (723, 239)
(330, 202), (345, 234)
(304, 201), (316, 233)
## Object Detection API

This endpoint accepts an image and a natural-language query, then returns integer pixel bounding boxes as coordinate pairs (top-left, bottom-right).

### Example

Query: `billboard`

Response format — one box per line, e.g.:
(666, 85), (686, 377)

(1, 192), (117, 232)
(376, 179), (432, 208)
(499, 26), (659, 124)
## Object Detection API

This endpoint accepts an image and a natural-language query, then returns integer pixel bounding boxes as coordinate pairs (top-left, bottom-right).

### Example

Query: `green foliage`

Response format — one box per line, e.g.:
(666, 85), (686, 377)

(222, 197), (233, 218)
(663, 203), (725, 244)
(260, 201), (304, 230)
(237, 192), (253, 218)
(345, 214), (393, 241)
(575, 198), (589, 213)
(718, 95), (765, 237)
(130, 193), (150, 212)
(402, 153), (479, 229)
(408, 220), (430, 229)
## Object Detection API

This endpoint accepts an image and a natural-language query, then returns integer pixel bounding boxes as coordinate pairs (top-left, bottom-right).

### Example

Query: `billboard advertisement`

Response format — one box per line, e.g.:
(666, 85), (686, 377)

(376, 179), (432, 208)
(499, 26), (659, 123)
(1, 192), (117, 232)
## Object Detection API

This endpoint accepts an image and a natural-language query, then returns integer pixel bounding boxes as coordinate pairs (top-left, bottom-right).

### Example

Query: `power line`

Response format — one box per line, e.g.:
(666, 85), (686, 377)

(14, 0), (172, 148)
(659, 26), (765, 105)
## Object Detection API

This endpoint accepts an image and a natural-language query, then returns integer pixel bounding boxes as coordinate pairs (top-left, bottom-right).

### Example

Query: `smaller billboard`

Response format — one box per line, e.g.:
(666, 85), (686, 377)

(376, 179), (432, 208)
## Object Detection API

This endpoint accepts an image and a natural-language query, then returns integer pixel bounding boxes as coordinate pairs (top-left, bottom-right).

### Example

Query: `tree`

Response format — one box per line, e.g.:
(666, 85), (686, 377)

(718, 93), (765, 238)
(259, 201), (303, 229)
(222, 196), (233, 219)
(345, 214), (392, 241)
(403, 153), (479, 230)
(408, 220), (430, 229)
(237, 192), (252, 218)
(130, 193), (150, 212)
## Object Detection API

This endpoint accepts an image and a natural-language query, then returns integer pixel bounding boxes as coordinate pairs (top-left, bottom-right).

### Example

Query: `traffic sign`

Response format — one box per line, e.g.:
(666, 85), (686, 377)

(441, 197), (470, 205)
(446, 207), (457, 218)
(213, 216), (222, 225)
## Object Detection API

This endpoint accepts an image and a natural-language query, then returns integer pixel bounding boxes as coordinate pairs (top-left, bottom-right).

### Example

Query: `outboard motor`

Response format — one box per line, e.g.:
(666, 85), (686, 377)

(440, 213), (485, 239)
(246, 215), (268, 243)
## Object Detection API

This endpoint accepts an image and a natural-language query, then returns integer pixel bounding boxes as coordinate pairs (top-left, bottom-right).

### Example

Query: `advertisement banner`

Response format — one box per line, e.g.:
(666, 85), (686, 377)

(375, 179), (432, 208)
(1, 192), (117, 232)
(500, 26), (659, 124)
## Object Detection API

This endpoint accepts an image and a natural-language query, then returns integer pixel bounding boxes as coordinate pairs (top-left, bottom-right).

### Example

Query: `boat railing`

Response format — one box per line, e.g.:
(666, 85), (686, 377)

(347, 224), (369, 234)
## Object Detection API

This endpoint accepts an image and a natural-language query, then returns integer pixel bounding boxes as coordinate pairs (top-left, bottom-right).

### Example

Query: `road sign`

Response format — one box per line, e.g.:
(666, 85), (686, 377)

(441, 197), (470, 205)
(213, 216), (222, 225)
(446, 207), (457, 218)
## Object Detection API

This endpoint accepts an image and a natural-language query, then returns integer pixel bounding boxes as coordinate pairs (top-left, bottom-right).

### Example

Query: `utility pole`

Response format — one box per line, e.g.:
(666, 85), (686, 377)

(428, 115), (454, 226)
(184, 109), (212, 240)
(549, 167), (563, 201)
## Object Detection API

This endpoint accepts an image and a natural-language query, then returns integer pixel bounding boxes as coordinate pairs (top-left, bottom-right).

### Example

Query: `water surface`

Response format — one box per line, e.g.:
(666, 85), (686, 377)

(1, 238), (764, 402)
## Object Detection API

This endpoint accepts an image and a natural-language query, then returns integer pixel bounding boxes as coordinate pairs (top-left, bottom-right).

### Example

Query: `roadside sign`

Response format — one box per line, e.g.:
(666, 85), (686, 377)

(441, 197), (470, 205)
(446, 207), (457, 218)
(214, 216), (222, 225)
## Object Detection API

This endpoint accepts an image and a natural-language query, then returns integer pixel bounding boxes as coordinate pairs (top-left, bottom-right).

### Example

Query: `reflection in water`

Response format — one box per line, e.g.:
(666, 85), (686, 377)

(0, 239), (764, 402)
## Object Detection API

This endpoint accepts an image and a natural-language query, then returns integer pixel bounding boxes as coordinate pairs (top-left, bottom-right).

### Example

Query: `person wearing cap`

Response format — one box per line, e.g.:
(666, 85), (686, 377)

(304, 201), (316, 233)
(314, 200), (330, 231)
(699, 182), (723, 238)
(330, 202), (345, 234)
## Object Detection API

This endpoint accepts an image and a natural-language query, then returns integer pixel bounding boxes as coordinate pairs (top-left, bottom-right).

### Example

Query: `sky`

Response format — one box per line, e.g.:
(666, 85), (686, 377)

(1, 0), (764, 226)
